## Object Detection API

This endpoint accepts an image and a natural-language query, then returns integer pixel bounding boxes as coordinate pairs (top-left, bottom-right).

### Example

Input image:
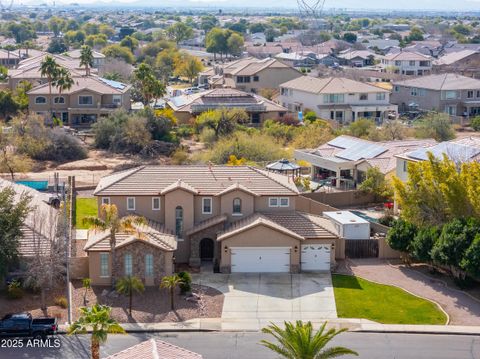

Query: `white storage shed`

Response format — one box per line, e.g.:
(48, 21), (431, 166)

(323, 211), (370, 240)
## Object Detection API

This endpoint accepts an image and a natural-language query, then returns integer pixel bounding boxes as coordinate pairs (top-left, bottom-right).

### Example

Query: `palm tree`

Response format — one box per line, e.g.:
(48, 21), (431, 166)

(116, 276), (145, 316)
(160, 274), (183, 311)
(82, 278), (91, 306)
(40, 55), (59, 120)
(68, 304), (125, 359)
(80, 45), (94, 76)
(133, 63), (164, 107)
(52, 67), (74, 125)
(82, 204), (146, 288)
(260, 321), (358, 359)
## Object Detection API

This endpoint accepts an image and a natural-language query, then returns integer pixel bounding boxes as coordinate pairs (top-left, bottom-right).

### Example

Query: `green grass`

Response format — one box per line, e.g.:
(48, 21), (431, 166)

(332, 274), (447, 325)
(75, 198), (98, 229)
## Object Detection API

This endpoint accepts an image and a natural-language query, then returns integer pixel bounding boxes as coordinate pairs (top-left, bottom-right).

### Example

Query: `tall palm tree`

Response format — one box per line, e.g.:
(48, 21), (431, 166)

(80, 45), (94, 76)
(40, 55), (59, 121)
(133, 63), (164, 107)
(260, 321), (358, 359)
(116, 276), (145, 316)
(82, 204), (146, 288)
(160, 274), (183, 311)
(68, 304), (125, 359)
(52, 67), (74, 125)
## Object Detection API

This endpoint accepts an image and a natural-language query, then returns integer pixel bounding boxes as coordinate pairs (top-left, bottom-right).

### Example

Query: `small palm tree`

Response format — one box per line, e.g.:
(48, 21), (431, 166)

(160, 274), (183, 311)
(80, 45), (94, 76)
(40, 55), (60, 120)
(260, 321), (358, 359)
(82, 204), (146, 288)
(116, 276), (145, 316)
(68, 304), (125, 359)
(82, 278), (91, 306)
(52, 67), (74, 125)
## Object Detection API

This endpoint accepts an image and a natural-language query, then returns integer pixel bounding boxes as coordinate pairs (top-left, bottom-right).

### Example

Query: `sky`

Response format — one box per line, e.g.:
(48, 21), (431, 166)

(31, 0), (480, 10)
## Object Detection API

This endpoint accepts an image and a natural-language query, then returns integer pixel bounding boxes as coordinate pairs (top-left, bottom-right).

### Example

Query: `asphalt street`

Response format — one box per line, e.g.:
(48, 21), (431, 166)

(0, 331), (479, 359)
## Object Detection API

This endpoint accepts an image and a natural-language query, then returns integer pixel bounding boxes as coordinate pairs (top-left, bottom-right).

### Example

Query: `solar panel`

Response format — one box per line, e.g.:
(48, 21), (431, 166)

(328, 136), (361, 149)
(99, 78), (126, 90)
(408, 142), (480, 162)
(337, 142), (388, 161)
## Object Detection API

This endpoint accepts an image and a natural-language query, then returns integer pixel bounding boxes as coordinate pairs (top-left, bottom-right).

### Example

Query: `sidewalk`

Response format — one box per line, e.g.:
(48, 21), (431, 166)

(58, 318), (480, 335)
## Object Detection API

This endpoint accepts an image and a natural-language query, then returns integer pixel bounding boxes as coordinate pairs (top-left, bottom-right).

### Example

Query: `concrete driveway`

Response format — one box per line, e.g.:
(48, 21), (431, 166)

(193, 273), (337, 323)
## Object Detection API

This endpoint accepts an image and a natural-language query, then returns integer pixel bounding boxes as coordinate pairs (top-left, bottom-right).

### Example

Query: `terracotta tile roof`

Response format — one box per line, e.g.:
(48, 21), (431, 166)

(161, 179), (199, 195)
(280, 76), (390, 94)
(393, 73), (480, 91)
(84, 220), (177, 252)
(218, 212), (338, 241)
(106, 338), (202, 359)
(384, 51), (431, 61)
(27, 75), (131, 95)
(186, 214), (228, 236)
(434, 49), (478, 66)
(216, 182), (259, 197)
(94, 166), (299, 196)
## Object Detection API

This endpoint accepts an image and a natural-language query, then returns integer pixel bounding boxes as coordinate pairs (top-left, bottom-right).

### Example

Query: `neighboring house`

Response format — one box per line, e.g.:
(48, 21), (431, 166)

(167, 88), (287, 125)
(364, 39), (400, 53)
(106, 338), (202, 359)
(65, 49), (106, 68)
(279, 76), (397, 124)
(380, 51), (432, 76)
(274, 52), (317, 68)
(337, 50), (381, 67)
(91, 165), (340, 275)
(433, 50), (480, 78)
(395, 136), (480, 182)
(294, 135), (436, 189)
(0, 49), (20, 68)
(204, 57), (302, 94)
(27, 75), (131, 128)
(391, 73), (480, 117)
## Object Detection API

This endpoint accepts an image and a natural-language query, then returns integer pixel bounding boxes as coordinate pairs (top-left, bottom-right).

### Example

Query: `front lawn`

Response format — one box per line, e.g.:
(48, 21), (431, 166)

(332, 274), (447, 325)
(75, 197), (97, 229)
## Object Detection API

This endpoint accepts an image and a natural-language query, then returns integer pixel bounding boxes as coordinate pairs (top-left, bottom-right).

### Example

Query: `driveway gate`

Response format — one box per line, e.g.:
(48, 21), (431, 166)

(345, 239), (379, 258)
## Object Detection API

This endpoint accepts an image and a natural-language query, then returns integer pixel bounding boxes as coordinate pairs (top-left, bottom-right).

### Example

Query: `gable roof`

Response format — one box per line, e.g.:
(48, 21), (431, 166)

(434, 49), (478, 66)
(393, 73), (480, 91)
(27, 75), (131, 95)
(216, 182), (259, 197)
(383, 51), (431, 61)
(94, 166), (299, 196)
(280, 76), (389, 94)
(106, 338), (202, 359)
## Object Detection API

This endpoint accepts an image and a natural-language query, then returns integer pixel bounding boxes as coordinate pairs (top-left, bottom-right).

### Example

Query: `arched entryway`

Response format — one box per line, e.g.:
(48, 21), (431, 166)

(200, 238), (215, 261)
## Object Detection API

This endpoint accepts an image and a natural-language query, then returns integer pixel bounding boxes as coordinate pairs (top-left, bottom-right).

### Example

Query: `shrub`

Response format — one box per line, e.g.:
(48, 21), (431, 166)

(170, 147), (191, 164)
(176, 125), (194, 138)
(198, 127), (217, 146)
(304, 111), (317, 123)
(411, 226), (439, 263)
(6, 280), (24, 300)
(386, 219), (417, 254)
(54, 296), (68, 308)
(274, 113), (299, 126)
(262, 119), (297, 145)
(177, 271), (192, 294)
(471, 116), (480, 131)
(290, 121), (333, 149)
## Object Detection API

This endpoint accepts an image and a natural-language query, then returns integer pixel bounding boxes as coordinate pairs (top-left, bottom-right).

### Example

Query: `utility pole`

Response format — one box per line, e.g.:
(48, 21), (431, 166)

(64, 177), (72, 324)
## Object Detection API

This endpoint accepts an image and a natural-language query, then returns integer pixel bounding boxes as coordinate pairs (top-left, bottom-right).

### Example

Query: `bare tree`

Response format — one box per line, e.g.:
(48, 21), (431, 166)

(24, 205), (66, 311)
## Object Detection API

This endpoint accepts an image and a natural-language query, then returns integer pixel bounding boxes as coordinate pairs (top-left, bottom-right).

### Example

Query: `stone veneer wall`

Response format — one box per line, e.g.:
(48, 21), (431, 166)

(188, 222), (225, 267)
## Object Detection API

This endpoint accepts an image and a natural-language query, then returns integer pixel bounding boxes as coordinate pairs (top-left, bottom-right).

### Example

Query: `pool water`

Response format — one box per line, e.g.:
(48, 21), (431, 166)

(351, 210), (379, 223)
(15, 180), (49, 191)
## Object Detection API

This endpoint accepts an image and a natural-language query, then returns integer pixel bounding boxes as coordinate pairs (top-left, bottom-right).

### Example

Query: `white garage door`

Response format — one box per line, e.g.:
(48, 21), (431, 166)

(231, 247), (291, 273)
(301, 244), (331, 271)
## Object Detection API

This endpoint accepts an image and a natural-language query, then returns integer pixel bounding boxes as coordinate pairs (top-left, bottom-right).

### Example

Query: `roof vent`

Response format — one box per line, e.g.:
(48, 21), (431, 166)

(350, 219), (356, 222)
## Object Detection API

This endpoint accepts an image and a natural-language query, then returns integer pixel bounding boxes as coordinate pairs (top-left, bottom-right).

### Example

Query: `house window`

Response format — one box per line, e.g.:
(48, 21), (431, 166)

(79, 95), (93, 105)
(394, 60), (402, 66)
(323, 94), (344, 104)
(359, 93), (368, 101)
(477, 90), (480, 98)
(251, 113), (260, 124)
(127, 197), (135, 211)
(418, 89), (426, 96)
(269, 197), (278, 207)
(376, 93), (386, 101)
(403, 161), (408, 173)
(233, 198), (242, 214)
(101, 197), (110, 205)
(467, 91), (474, 99)
(253, 76), (259, 82)
(152, 197), (160, 211)
(409, 60), (416, 66)
(442, 91), (458, 100)
(175, 206), (183, 236)
(280, 198), (289, 207)
(124, 253), (132, 276)
(145, 254), (153, 277)
(100, 253), (109, 277)
(35, 96), (47, 104)
(410, 88), (418, 96)
(394, 86), (400, 92)
(54, 96), (65, 104)
(202, 197), (212, 214)
(112, 94), (122, 105)
(445, 105), (456, 116)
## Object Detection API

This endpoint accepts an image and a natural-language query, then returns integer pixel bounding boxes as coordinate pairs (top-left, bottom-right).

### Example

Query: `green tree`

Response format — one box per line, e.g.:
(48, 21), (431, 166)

(82, 204), (146, 287)
(12, 81), (32, 111)
(116, 276), (145, 315)
(358, 167), (393, 200)
(68, 304), (125, 359)
(82, 278), (91, 306)
(165, 22), (194, 44)
(260, 321), (358, 359)
(410, 226), (439, 263)
(79, 45), (94, 76)
(0, 91), (19, 119)
(342, 32), (357, 43)
(156, 48), (180, 81)
(48, 16), (66, 37)
(160, 274), (183, 310)
(52, 67), (74, 122)
(133, 63), (165, 106)
(205, 27), (227, 60)
(471, 116), (480, 131)
(406, 27), (424, 42)
(40, 55), (60, 120)
(0, 187), (31, 279)
(7, 21), (36, 43)
(386, 219), (417, 261)
(227, 32), (244, 57)
(195, 108), (249, 138)
(346, 118), (376, 138)
(119, 35), (139, 53)
(414, 113), (455, 141)
(47, 38), (68, 54)
(102, 44), (135, 64)
(175, 54), (203, 84)
(461, 233), (480, 278)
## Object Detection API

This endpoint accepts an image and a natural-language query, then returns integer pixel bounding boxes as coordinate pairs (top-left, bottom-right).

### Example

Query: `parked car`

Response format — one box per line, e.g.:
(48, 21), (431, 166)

(0, 313), (57, 339)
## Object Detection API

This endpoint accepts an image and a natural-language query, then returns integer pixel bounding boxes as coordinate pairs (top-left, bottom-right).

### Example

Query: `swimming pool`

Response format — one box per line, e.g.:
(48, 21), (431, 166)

(351, 210), (379, 223)
(15, 180), (49, 191)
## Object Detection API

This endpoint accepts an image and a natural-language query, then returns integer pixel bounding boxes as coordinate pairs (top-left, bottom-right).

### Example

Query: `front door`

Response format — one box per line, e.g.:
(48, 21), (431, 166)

(200, 238), (214, 261)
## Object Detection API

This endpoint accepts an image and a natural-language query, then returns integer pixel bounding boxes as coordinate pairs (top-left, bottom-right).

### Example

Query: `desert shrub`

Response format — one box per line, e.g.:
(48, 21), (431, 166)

(6, 280), (24, 300)
(274, 113), (299, 126)
(177, 271), (192, 294)
(290, 121), (333, 149)
(54, 296), (68, 308)
(262, 119), (297, 145)
(170, 147), (191, 164)
(198, 131), (287, 164)
(36, 129), (87, 162)
(198, 127), (217, 146)
(304, 111), (317, 123)
(176, 124), (194, 138)
(471, 116), (480, 131)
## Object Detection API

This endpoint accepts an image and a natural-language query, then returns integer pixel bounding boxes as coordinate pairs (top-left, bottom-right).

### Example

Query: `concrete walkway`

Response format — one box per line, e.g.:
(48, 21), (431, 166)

(192, 272), (337, 330)
(336, 259), (480, 326)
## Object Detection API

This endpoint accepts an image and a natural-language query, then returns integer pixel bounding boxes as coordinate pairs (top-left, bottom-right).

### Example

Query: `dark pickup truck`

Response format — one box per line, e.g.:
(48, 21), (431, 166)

(0, 313), (57, 339)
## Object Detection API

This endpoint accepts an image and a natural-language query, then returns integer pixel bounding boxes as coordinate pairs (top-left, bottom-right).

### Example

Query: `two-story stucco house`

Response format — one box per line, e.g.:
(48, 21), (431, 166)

(391, 73), (480, 117)
(87, 165), (340, 285)
(381, 51), (432, 76)
(27, 75), (131, 127)
(279, 76), (397, 125)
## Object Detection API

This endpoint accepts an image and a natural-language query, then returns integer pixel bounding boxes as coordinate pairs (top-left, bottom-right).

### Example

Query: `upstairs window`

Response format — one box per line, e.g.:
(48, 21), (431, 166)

(127, 197), (135, 211)
(376, 93), (386, 100)
(54, 96), (65, 104)
(359, 93), (368, 101)
(35, 96), (47, 104)
(175, 206), (183, 236)
(233, 198), (242, 214)
(79, 95), (93, 105)
(202, 197), (212, 214)
(152, 197), (160, 211)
